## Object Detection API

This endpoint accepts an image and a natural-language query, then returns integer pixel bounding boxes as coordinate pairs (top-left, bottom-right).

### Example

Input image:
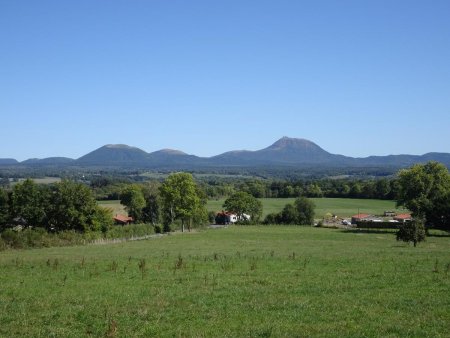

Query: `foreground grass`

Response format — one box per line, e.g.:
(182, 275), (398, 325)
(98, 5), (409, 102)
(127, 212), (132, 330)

(207, 198), (405, 218)
(0, 227), (448, 337)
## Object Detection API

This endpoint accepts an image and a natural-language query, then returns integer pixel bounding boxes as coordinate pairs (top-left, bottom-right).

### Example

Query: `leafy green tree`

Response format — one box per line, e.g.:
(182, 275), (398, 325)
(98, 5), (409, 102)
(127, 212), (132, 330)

(92, 206), (113, 233)
(306, 184), (323, 197)
(11, 179), (47, 227)
(120, 185), (146, 222)
(0, 188), (10, 229)
(375, 179), (391, 199)
(142, 194), (160, 225)
(396, 220), (426, 247)
(294, 197), (315, 225)
(48, 180), (100, 232)
(279, 203), (298, 224)
(396, 161), (450, 230)
(223, 191), (263, 223)
(159, 173), (207, 232)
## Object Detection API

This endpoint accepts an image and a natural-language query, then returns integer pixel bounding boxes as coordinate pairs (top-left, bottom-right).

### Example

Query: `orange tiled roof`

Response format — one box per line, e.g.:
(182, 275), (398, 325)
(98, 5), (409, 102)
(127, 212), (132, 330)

(394, 213), (412, 219)
(352, 213), (370, 218)
(114, 214), (133, 223)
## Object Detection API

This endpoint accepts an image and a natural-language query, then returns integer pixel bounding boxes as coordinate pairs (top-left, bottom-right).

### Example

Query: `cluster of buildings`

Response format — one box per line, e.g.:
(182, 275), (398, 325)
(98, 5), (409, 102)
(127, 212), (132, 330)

(350, 212), (412, 225)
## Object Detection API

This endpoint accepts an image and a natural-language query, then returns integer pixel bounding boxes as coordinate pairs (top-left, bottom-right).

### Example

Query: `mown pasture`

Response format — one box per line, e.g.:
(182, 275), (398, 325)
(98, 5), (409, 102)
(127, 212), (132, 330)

(0, 226), (448, 337)
(207, 198), (406, 218)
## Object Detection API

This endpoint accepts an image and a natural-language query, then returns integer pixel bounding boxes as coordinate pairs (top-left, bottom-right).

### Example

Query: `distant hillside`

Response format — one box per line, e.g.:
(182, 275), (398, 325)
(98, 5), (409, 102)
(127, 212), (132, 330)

(0, 158), (19, 165)
(21, 157), (75, 166)
(76, 144), (149, 166)
(1, 137), (449, 170)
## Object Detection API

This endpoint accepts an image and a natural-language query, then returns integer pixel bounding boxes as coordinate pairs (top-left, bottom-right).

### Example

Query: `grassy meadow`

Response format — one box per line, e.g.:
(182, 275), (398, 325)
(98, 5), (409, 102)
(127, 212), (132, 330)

(100, 197), (406, 219)
(207, 198), (406, 218)
(98, 200), (127, 216)
(0, 226), (449, 337)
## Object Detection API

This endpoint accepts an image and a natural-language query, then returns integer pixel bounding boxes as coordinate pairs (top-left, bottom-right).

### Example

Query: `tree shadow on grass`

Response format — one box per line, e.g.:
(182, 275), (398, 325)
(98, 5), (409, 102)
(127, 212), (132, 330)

(426, 231), (450, 238)
(340, 229), (397, 235)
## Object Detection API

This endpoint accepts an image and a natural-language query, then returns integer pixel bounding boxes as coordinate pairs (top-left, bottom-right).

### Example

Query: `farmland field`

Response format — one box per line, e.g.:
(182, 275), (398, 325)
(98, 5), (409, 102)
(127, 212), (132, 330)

(98, 200), (127, 216)
(208, 198), (406, 218)
(0, 226), (448, 337)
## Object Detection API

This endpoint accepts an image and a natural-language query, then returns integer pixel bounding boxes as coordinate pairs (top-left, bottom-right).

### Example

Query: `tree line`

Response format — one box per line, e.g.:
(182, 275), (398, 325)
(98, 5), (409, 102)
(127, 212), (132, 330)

(1, 162), (449, 239)
(0, 179), (112, 233)
(91, 176), (398, 201)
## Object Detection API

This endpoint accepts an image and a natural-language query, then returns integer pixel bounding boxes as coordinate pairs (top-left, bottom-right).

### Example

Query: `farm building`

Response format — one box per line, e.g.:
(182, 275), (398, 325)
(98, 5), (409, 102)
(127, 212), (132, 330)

(394, 213), (412, 223)
(113, 214), (134, 225)
(215, 211), (251, 225)
(351, 213), (371, 224)
(215, 211), (238, 225)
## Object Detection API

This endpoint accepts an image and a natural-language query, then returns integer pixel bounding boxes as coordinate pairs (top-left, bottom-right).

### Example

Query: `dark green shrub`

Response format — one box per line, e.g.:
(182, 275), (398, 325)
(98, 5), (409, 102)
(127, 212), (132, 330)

(396, 220), (426, 247)
(1, 229), (24, 249)
(154, 225), (162, 234)
(0, 237), (6, 251)
(208, 211), (216, 223)
(163, 223), (172, 233)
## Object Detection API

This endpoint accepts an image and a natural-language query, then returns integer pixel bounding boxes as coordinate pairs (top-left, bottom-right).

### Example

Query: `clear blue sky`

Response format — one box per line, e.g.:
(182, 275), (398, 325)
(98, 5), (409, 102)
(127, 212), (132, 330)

(1, 0), (449, 161)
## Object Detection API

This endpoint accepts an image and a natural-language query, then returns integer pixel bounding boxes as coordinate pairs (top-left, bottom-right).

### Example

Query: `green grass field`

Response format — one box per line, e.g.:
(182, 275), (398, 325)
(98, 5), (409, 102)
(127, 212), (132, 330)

(208, 198), (406, 218)
(101, 197), (405, 219)
(98, 200), (127, 216)
(0, 227), (448, 337)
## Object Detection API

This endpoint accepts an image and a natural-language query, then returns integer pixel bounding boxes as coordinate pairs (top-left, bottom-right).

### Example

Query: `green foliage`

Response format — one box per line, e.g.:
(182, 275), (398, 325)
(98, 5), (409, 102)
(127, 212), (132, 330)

(294, 197), (315, 225)
(263, 197), (315, 225)
(223, 191), (263, 223)
(396, 161), (450, 230)
(92, 206), (114, 233)
(396, 220), (426, 247)
(0, 188), (9, 228)
(120, 184), (146, 222)
(104, 223), (154, 239)
(159, 173), (207, 231)
(11, 179), (47, 227)
(48, 180), (100, 232)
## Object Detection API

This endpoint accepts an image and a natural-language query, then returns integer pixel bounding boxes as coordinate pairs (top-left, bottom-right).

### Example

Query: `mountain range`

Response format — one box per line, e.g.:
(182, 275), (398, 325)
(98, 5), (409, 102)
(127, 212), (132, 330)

(1, 137), (449, 169)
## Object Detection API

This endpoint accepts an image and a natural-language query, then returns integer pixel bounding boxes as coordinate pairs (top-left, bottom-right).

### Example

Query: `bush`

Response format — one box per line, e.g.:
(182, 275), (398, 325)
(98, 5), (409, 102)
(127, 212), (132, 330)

(105, 224), (154, 239)
(1, 229), (24, 249)
(163, 223), (172, 233)
(154, 225), (162, 234)
(0, 237), (6, 251)
(208, 211), (216, 224)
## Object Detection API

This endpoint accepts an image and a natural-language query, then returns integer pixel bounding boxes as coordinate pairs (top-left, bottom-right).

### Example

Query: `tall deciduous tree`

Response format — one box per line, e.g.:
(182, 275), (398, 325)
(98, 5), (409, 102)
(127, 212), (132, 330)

(159, 173), (206, 232)
(294, 197), (315, 225)
(120, 185), (146, 222)
(396, 161), (450, 230)
(223, 191), (263, 222)
(11, 179), (47, 227)
(0, 188), (10, 229)
(141, 182), (161, 225)
(48, 180), (100, 232)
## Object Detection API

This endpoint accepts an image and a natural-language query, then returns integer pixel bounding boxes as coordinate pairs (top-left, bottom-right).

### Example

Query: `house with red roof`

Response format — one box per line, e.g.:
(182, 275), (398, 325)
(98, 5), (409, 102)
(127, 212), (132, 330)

(394, 213), (412, 223)
(113, 214), (134, 225)
(351, 213), (370, 224)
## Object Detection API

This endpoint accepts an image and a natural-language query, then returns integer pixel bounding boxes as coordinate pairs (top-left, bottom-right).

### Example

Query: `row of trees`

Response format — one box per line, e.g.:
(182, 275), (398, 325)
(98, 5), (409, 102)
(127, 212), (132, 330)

(119, 173), (208, 232)
(92, 176), (398, 201)
(0, 179), (111, 232)
(242, 179), (395, 199)
(264, 197), (315, 225)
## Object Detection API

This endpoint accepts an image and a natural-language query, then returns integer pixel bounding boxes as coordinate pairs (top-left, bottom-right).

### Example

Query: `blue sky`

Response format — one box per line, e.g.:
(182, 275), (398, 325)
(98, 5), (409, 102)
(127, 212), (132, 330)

(1, 0), (449, 161)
